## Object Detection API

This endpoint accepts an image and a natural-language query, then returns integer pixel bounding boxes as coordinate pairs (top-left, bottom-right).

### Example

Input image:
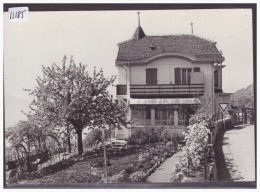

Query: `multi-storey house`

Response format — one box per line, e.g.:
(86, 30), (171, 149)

(115, 19), (231, 137)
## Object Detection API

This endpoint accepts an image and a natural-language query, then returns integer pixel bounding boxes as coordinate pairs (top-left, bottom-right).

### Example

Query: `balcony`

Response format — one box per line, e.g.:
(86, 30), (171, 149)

(130, 84), (204, 98)
(116, 72), (204, 97)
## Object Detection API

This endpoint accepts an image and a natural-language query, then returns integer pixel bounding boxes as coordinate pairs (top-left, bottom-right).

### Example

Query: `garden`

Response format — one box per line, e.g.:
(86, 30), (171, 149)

(8, 127), (180, 184)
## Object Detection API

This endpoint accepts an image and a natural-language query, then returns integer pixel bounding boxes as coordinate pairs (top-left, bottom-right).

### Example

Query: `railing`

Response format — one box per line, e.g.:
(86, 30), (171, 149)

(116, 85), (127, 95)
(130, 84), (204, 97)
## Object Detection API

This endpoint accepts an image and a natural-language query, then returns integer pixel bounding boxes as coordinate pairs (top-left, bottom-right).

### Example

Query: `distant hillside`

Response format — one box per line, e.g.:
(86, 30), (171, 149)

(231, 84), (254, 109)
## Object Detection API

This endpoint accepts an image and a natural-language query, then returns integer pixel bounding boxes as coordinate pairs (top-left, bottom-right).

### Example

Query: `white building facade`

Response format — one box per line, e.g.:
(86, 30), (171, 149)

(115, 24), (230, 137)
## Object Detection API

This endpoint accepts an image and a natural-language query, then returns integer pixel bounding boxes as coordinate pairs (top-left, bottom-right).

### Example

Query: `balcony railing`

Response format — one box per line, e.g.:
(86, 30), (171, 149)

(116, 85), (127, 95)
(130, 84), (204, 98)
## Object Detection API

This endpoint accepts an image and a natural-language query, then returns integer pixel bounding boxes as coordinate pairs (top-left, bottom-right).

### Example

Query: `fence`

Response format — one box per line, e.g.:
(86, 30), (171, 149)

(204, 112), (233, 181)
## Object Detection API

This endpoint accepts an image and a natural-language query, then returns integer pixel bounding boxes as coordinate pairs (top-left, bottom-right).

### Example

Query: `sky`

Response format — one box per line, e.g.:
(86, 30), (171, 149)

(4, 9), (253, 127)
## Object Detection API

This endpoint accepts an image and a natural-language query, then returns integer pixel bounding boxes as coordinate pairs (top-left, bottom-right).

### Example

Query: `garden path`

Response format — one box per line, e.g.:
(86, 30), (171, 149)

(147, 151), (182, 182)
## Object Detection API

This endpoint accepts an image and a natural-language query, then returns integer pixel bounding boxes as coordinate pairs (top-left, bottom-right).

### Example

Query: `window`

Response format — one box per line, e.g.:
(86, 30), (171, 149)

(131, 106), (148, 126)
(194, 67), (200, 72)
(214, 70), (219, 87)
(146, 68), (157, 85)
(178, 110), (187, 126)
(149, 46), (156, 50)
(155, 106), (174, 126)
(175, 68), (192, 84)
(146, 106), (151, 119)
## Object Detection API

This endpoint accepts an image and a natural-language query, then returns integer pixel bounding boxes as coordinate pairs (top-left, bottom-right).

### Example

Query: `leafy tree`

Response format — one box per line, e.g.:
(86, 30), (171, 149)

(6, 120), (35, 172)
(231, 84), (254, 109)
(189, 95), (213, 125)
(26, 56), (128, 155)
(6, 112), (60, 172)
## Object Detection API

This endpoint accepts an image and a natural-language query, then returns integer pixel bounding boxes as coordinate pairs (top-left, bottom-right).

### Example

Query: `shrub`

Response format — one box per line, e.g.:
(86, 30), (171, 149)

(143, 161), (154, 171)
(166, 142), (174, 149)
(129, 129), (148, 145)
(125, 163), (137, 175)
(129, 171), (146, 182)
(173, 114), (210, 182)
(138, 152), (150, 162)
(111, 170), (129, 183)
(172, 170), (184, 182)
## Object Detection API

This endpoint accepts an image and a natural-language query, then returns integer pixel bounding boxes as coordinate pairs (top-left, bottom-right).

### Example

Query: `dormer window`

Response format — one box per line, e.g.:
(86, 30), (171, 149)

(149, 46), (156, 50)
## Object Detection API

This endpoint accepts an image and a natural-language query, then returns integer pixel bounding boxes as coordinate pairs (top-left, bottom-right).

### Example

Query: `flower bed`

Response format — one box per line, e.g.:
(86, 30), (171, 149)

(107, 141), (178, 183)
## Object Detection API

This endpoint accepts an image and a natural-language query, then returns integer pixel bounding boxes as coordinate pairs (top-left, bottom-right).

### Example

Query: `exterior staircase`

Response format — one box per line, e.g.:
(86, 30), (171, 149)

(111, 127), (129, 150)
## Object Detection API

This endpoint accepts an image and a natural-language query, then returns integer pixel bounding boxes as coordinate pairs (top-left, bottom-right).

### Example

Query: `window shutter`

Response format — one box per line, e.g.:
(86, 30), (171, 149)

(214, 70), (218, 87)
(194, 67), (200, 72)
(175, 68), (181, 84)
(146, 68), (157, 85)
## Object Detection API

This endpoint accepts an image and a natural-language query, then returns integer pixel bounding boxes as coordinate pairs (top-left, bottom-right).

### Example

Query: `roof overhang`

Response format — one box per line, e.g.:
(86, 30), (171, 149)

(144, 52), (197, 63)
(116, 52), (224, 66)
(216, 93), (233, 96)
(129, 98), (201, 105)
(214, 64), (226, 70)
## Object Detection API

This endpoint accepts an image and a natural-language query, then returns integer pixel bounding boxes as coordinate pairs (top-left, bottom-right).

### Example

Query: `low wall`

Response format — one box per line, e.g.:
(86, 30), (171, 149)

(209, 118), (233, 181)
(210, 119), (233, 146)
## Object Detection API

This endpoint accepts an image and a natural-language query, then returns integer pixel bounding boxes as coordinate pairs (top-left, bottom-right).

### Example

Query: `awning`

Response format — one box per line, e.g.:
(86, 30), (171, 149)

(129, 98), (201, 105)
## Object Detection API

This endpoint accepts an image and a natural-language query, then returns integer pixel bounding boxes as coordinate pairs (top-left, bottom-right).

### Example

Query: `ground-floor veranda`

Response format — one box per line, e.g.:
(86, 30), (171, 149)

(130, 104), (197, 127)
(115, 98), (200, 138)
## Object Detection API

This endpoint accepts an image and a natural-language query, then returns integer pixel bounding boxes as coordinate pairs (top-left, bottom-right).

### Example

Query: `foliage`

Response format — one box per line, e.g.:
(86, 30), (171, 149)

(231, 84), (254, 109)
(129, 128), (174, 145)
(25, 55), (128, 155)
(128, 129), (148, 145)
(110, 170), (129, 183)
(5, 113), (62, 173)
(83, 128), (102, 148)
(189, 95), (213, 125)
(172, 96), (213, 182)
(20, 161), (102, 184)
(173, 119), (210, 182)
(18, 157), (76, 182)
(183, 122), (210, 169)
(18, 141), (177, 184)
(129, 171), (146, 182)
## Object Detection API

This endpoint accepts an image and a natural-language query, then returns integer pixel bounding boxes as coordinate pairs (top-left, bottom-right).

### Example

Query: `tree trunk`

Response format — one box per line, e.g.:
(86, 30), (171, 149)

(18, 144), (31, 172)
(76, 129), (83, 155)
(67, 125), (71, 153)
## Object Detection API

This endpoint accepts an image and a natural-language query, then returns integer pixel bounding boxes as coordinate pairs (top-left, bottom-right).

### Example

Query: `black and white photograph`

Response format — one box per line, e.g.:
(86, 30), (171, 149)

(3, 3), (256, 188)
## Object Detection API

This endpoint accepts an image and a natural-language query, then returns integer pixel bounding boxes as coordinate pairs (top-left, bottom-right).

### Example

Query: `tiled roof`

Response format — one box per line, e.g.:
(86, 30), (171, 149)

(116, 34), (224, 64)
